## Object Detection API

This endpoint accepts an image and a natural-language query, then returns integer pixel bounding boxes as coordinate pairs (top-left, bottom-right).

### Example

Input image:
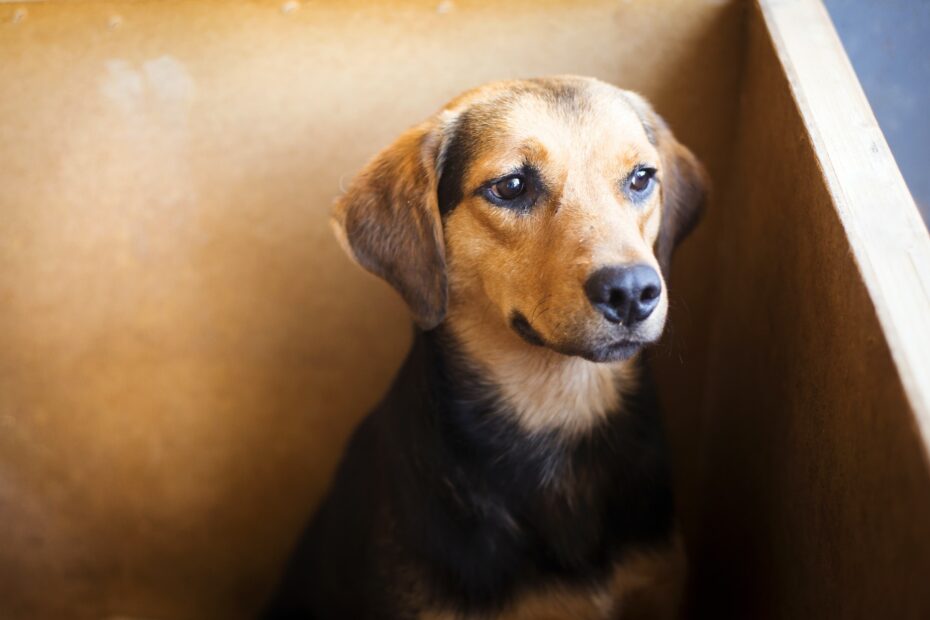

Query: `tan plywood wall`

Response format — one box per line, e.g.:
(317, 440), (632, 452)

(684, 3), (930, 618)
(0, 1), (745, 617)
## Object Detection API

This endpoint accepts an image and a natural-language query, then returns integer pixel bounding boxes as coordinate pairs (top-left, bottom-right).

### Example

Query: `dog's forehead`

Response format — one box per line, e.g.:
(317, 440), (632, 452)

(461, 82), (655, 163)
(510, 87), (644, 140)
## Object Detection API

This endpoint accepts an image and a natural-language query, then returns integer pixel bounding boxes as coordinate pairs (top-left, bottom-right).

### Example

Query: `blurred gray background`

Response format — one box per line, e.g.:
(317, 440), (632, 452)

(824, 0), (930, 227)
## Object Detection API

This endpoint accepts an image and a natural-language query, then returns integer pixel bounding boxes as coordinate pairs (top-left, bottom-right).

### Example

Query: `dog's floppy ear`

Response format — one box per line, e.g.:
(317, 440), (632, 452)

(655, 123), (708, 277)
(623, 92), (709, 277)
(332, 118), (451, 330)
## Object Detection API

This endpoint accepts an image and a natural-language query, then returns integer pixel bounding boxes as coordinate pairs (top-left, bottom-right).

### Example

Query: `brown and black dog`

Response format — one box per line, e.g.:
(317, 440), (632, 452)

(265, 76), (706, 619)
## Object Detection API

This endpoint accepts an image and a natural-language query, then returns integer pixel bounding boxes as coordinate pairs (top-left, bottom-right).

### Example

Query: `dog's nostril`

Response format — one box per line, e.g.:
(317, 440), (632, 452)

(640, 284), (660, 303)
(608, 289), (628, 307)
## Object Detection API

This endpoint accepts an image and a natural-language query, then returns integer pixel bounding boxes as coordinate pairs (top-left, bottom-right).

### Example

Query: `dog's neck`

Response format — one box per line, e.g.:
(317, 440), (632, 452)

(441, 302), (639, 437)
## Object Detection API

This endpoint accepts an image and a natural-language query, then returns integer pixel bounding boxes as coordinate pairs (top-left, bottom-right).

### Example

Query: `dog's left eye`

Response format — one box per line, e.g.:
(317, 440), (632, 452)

(628, 167), (657, 195)
(490, 175), (526, 201)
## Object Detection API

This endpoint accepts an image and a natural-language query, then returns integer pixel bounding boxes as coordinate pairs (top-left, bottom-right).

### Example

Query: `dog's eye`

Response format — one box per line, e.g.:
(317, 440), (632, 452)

(490, 175), (526, 201)
(482, 169), (542, 210)
(628, 167), (656, 194)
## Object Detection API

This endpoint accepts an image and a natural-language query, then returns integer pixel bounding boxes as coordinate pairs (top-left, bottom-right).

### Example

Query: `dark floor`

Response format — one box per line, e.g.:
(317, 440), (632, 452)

(824, 0), (930, 226)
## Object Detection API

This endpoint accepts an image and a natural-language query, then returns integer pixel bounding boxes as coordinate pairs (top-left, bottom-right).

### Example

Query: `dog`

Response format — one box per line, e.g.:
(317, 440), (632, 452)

(264, 76), (707, 619)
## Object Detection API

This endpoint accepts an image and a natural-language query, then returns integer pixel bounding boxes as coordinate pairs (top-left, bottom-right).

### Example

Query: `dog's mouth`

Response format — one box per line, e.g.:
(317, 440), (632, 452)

(509, 311), (648, 363)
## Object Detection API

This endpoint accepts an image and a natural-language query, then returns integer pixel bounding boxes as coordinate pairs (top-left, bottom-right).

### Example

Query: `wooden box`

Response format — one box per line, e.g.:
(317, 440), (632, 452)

(1, 0), (928, 617)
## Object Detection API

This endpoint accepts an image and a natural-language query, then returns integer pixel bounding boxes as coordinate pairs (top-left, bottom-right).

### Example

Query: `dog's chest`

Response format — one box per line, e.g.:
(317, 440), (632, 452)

(389, 334), (676, 618)
(418, 542), (682, 620)
(400, 416), (675, 618)
(421, 584), (614, 620)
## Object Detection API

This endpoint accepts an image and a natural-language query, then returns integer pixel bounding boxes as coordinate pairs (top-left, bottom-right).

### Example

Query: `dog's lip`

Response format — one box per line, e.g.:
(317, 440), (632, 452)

(567, 338), (646, 363)
(593, 339), (645, 361)
(510, 311), (547, 347)
(510, 311), (651, 362)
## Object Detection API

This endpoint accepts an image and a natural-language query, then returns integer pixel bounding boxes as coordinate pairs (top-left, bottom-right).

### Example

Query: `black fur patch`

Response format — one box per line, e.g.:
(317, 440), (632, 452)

(437, 115), (474, 216)
(264, 328), (675, 618)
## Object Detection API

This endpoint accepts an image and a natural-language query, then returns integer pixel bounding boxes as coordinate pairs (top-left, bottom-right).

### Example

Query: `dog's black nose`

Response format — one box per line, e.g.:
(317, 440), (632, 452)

(584, 264), (662, 325)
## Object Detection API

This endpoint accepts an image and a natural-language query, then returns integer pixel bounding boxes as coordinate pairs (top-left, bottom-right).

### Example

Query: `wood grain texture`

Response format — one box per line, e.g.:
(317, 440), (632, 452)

(682, 1), (930, 618)
(761, 0), (930, 456)
(0, 1), (743, 618)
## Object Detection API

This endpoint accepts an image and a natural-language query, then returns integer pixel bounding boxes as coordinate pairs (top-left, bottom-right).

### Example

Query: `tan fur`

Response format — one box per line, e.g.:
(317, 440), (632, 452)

(446, 296), (636, 436)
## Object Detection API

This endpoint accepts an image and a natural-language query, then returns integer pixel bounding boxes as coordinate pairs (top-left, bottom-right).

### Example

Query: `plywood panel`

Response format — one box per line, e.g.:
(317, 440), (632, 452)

(0, 1), (744, 617)
(686, 1), (930, 617)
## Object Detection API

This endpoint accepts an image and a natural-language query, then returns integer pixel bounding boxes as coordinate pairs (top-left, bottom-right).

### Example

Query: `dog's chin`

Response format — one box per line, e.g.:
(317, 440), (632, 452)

(509, 311), (654, 363)
(575, 339), (647, 363)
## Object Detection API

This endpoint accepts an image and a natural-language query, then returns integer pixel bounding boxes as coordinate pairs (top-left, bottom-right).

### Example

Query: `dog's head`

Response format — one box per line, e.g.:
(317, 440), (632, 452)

(333, 77), (706, 362)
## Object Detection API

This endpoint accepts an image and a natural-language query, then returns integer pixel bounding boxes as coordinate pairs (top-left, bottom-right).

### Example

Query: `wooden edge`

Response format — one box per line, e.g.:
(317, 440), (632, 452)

(757, 0), (930, 460)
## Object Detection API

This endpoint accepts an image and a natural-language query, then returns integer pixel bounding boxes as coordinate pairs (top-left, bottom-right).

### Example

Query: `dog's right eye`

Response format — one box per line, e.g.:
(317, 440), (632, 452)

(489, 175), (526, 201)
(481, 168), (541, 210)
